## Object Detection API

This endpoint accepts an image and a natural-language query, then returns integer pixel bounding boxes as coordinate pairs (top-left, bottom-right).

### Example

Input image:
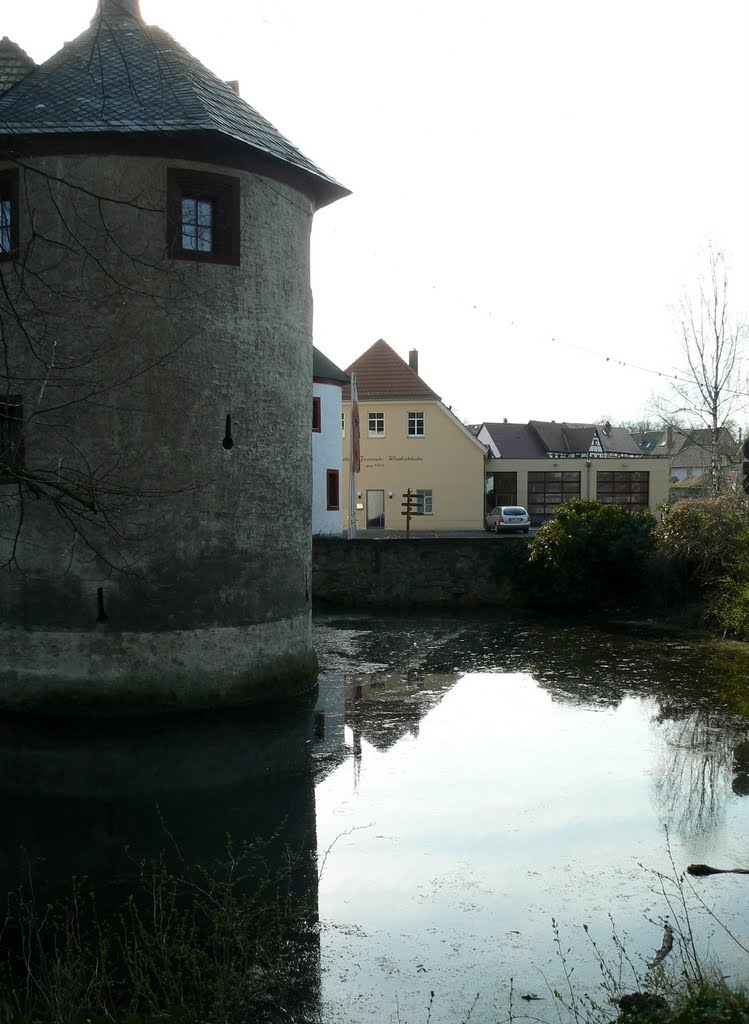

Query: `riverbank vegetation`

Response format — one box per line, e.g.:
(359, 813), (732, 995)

(526, 500), (656, 611)
(0, 838), (317, 1024)
(5, 847), (749, 1024)
(547, 845), (749, 1024)
(519, 496), (749, 642)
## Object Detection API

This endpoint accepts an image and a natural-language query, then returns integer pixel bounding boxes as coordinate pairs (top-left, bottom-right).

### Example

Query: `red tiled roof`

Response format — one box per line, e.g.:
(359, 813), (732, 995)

(342, 339), (441, 402)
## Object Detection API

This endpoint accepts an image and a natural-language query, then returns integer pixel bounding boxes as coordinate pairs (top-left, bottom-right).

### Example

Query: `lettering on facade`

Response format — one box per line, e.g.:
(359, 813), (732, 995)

(343, 456), (385, 467)
(388, 455), (424, 462)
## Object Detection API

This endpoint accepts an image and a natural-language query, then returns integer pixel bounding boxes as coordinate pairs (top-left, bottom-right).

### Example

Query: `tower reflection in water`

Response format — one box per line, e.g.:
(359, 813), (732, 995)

(0, 705), (320, 1019)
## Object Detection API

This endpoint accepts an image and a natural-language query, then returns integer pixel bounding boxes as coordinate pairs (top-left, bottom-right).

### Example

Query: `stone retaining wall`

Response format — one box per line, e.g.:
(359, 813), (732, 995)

(312, 537), (527, 608)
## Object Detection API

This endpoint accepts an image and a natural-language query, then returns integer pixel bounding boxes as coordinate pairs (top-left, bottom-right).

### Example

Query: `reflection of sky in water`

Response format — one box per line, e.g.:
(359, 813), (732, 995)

(315, 670), (749, 1024)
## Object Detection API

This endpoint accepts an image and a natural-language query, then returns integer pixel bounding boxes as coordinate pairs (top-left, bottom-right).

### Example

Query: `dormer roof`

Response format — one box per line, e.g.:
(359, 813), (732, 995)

(0, 37), (36, 96)
(0, 0), (348, 208)
(529, 420), (640, 456)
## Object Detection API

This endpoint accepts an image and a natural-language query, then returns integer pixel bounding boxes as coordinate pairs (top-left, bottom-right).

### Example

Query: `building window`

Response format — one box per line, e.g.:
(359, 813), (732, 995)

(416, 489), (433, 515)
(408, 411), (425, 437)
(167, 169), (240, 266)
(312, 397), (321, 433)
(0, 395), (23, 482)
(486, 472), (518, 512)
(527, 471), (581, 520)
(0, 170), (19, 259)
(326, 469), (340, 510)
(596, 471), (649, 511)
(368, 412), (385, 438)
(341, 412), (345, 438)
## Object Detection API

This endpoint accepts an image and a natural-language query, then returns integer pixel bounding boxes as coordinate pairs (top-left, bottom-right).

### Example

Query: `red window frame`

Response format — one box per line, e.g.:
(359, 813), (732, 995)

(312, 396), (321, 432)
(167, 168), (240, 266)
(326, 469), (340, 511)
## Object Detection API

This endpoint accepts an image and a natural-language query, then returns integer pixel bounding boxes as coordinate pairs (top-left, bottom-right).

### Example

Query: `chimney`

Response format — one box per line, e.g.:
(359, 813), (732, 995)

(408, 349), (418, 375)
(667, 424), (673, 449)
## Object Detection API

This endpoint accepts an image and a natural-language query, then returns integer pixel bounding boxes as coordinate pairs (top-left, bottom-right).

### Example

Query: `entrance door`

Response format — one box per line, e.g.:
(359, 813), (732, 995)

(366, 489), (385, 530)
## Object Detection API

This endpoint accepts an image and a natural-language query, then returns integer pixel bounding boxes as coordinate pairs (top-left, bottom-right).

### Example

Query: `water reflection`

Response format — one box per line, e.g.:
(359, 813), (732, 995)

(314, 613), (749, 832)
(313, 613), (749, 1024)
(0, 706), (321, 1018)
(4, 614), (749, 1024)
(651, 710), (747, 841)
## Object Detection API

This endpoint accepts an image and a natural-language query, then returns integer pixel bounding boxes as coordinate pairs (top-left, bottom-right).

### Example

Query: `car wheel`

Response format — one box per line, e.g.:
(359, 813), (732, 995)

(523, 527), (529, 534)
(494, 523), (500, 534)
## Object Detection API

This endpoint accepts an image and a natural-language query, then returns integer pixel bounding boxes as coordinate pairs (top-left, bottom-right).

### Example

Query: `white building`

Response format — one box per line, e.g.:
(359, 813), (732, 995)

(312, 348), (349, 535)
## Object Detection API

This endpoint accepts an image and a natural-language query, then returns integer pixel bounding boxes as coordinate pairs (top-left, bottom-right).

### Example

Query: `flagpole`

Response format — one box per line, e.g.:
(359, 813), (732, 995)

(348, 372), (358, 539)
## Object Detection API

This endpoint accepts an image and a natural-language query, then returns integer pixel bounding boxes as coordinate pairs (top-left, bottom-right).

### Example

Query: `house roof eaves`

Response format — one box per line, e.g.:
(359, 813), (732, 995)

(441, 406), (490, 453)
(313, 347), (349, 384)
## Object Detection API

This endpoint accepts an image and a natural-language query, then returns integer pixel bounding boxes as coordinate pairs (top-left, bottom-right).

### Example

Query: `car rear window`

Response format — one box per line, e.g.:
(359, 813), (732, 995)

(503, 507), (527, 516)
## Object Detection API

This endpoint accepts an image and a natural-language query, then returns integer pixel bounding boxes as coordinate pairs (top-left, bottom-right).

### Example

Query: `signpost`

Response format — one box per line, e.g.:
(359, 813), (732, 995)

(401, 488), (423, 538)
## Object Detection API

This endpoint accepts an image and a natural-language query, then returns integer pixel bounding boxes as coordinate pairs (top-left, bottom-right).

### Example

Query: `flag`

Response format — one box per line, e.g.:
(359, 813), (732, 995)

(351, 373), (361, 474)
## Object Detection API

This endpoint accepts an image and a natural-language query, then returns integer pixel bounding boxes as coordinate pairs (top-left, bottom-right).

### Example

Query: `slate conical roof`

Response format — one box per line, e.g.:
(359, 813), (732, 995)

(0, 0), (348, 207)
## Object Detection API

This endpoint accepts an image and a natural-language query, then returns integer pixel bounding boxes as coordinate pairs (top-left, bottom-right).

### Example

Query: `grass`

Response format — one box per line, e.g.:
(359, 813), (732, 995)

(541, 836), (749, 1024)
(0, 835), (318, 1024)
(3, 833), (749, 1024)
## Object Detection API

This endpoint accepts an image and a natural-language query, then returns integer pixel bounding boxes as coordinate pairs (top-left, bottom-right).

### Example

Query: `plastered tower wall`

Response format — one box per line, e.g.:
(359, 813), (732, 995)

(0, 153), (318, 712)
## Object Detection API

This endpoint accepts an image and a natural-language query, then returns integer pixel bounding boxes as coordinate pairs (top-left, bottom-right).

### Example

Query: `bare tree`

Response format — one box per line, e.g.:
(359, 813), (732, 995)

(654, 248), (747, 497)
(1, 156), (198, 582)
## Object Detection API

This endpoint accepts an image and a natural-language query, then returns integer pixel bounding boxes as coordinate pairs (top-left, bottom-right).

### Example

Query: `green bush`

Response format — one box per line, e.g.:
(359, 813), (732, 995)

(527, 499), (656, 611)
(654, 497), (749, 638)
(671, 985), (749, 1024)
(655, 497), (749, 596)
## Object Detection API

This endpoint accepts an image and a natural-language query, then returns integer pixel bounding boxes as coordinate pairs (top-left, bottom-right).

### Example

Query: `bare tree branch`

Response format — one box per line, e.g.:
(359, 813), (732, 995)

(652, 247), (748, 497)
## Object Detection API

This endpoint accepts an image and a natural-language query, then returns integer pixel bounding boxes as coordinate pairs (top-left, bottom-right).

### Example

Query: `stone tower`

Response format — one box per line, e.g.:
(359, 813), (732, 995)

(0, 0), (348, 712)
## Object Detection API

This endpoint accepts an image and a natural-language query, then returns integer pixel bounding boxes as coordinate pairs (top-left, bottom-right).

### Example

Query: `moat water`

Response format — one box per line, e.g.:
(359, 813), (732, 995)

(313, 613), (749, 1024)
(4, 613), (749, 1024)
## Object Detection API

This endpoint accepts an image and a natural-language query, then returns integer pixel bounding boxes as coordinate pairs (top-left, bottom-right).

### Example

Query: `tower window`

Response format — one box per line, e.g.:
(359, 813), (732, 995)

(0, 396), (23, 482)
(0, 170), (19, 259)
(167, 169), (240, 266)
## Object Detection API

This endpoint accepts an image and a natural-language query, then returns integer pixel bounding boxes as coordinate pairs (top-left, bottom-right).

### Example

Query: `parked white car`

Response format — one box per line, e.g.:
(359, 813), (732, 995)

(484, 505), (531, 534)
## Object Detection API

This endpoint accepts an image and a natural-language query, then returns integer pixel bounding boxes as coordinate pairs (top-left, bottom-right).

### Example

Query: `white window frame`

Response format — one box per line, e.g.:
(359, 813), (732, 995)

(407, 411), (425, 437)
(180, 197), (214, 252)
(368, 411), (385, 438)
(416, 489), (433, 515)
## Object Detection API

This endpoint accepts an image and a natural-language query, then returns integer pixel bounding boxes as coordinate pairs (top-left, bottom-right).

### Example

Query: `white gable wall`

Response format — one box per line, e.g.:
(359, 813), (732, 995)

(312, 380), (343, 535)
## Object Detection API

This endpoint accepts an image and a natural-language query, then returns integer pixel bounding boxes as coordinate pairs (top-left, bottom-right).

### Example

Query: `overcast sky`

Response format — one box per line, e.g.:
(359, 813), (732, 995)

(6, 0), (749, 426)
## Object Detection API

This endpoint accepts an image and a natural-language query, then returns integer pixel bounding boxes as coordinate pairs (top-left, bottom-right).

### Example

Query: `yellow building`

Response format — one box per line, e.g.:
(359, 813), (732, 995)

(342, 340), (486, 531)
(477, 421), (670, 523)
